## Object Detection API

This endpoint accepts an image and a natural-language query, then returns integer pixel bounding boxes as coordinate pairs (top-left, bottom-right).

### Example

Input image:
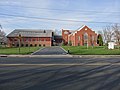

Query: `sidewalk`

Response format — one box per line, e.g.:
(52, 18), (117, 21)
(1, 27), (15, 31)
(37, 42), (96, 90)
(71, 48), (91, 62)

(0, 54), (120, 58)
(72, 55), (120, 58)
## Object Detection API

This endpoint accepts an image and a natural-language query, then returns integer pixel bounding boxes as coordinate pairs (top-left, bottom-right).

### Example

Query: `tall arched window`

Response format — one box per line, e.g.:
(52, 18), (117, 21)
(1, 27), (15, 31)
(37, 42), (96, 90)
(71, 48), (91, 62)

(78, 36), (80, 41)
(92, 36), (94, 41)
(84, 33), (88, 40)
(83, 33), (88, 46)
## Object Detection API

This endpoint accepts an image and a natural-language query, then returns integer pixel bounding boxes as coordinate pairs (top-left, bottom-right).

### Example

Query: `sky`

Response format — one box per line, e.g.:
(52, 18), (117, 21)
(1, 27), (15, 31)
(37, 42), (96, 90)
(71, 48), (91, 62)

(0, 0), (120, 35)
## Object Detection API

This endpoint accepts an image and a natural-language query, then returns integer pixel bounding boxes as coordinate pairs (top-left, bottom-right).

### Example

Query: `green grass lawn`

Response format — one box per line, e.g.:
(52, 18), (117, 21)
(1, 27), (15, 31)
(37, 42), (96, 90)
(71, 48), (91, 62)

(0, 47), (41, 55)
(62, 46), (120, 55)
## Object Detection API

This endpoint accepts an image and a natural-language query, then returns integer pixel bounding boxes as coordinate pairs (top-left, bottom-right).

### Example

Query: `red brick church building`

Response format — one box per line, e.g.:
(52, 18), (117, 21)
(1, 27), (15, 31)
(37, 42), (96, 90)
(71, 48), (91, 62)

(7, 25), (98, 47)
(62, 25), (98, 46)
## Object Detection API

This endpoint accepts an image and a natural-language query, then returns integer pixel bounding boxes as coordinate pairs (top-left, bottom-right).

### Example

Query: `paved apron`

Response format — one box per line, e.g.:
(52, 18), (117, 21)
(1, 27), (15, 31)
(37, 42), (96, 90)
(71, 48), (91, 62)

(32, 46), (67, 55)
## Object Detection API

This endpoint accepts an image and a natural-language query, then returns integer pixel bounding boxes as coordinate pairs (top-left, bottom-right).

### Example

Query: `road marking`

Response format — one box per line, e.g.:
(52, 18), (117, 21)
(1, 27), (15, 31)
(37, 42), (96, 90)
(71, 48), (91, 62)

(0, 63), (120, 66)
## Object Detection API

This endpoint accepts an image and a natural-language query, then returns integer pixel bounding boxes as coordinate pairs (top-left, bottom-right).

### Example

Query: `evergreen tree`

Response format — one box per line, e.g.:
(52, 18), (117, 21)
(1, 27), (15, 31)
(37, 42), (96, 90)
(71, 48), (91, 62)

(97, 34), (103, 46)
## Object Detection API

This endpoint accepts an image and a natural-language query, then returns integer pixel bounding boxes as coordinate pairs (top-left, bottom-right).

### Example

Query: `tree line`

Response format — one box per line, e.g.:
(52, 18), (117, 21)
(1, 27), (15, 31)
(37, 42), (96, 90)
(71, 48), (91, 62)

(97, 24), (120, 46)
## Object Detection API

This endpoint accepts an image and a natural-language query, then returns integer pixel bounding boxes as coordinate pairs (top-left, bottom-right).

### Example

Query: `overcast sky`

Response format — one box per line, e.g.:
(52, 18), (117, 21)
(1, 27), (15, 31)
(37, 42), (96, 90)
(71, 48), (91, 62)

(0, 0), (120, 35)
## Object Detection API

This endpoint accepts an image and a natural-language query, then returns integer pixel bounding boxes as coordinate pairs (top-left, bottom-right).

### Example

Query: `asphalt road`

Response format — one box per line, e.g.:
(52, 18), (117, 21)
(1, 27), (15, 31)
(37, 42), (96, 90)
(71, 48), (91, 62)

(32, 46), (67, 55)
(0, 57), (120, 90)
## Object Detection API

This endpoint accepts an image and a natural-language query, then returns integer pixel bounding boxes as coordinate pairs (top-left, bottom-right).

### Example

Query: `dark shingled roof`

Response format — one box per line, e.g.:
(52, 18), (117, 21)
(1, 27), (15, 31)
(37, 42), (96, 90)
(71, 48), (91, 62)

(7, 29), (53, 37)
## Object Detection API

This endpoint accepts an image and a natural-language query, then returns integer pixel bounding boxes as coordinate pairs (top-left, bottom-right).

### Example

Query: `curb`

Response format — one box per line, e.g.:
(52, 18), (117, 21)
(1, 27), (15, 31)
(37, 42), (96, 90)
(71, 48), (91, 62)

(1, 55), (120, 58)
(0, 55), (72, 58)
(72, 55), (120, 58)
(0, 55), (8, 57)
(60, 47), (68, 54)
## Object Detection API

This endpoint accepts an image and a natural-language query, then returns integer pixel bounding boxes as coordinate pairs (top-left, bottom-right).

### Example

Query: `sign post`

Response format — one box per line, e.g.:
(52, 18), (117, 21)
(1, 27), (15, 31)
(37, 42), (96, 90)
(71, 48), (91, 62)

(108, 42), (115, 49)
(18, 34), (22, 54)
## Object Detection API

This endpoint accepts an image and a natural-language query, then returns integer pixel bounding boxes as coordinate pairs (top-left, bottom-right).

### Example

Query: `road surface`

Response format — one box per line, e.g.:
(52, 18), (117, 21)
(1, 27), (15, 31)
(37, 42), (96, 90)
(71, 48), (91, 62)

(0, 57), (120, 90)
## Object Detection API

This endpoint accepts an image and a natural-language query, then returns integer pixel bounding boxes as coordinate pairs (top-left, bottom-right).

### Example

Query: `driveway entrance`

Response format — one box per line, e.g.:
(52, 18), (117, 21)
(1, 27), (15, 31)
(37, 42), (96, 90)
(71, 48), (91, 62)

(32, 46), (67, 55)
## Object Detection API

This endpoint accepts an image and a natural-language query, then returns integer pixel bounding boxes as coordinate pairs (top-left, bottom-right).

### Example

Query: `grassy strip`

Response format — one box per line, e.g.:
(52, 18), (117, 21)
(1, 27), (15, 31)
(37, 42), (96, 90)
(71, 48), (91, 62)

(62, 46), (120, 55)
(0, 47), (41, 55)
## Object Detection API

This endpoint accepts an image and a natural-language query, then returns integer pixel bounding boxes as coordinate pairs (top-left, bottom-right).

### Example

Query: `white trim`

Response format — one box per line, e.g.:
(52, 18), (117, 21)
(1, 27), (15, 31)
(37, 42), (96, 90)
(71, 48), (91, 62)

(77, 25), (86, 31)
(70, 25), (86, 36)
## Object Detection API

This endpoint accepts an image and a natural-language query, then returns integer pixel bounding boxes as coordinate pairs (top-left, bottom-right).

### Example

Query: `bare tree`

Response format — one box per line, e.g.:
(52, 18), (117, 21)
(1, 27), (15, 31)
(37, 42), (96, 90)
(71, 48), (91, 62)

(112, 24), (120, 45)
(102, 25), (114, 44)
(0, 30), (6, 44)
(0, 24), (7, 45)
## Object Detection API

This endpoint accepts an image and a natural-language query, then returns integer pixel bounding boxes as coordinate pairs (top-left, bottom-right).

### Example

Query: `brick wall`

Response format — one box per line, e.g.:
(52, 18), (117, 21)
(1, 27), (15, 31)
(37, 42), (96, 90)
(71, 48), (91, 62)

(73, 26), (98, 46)
(7, 37), (52, 47)
(62, 29), (70, 45)
(62, 25), (98, 46)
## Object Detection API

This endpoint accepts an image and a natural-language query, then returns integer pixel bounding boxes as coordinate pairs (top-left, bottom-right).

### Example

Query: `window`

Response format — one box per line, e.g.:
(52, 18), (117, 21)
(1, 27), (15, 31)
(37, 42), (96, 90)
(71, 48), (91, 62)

(14, 38), (17, 41)
(43, 44), (45, 47)
(12, 44), (15, 47)
(12, 38), (14, 42)
(35, 44), (37, 47)
(21, 44), (24, 47)
(44, 39), (46, 42)
(78, 36), (80, 41)
(29, 38), (31, 41)
(39, 38), (41, 41)
(33, 39), (35, 41)
(84, 33), (88, 40)
(83, 33), (88, 46)
(46, 38), (50, 41)
(17, 44), (19, 47)
(30, 44), (33, 47)
(92, 36), (94, 41)
(23, 38), (26, 41)
(36, 38), (38, 41)
(85, 28), (87, 30)
(26, 38), (28, 41)
(41, 38), (44, 41)
(39, 44), (41, 46)
(26, 44), (28, 47)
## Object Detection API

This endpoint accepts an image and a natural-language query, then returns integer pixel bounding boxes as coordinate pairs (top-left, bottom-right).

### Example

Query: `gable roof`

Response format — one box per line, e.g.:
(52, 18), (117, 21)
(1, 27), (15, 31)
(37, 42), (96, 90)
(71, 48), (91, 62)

(69, 25), (96, 36)
(68, 25), (86, 36)
(7, 29), (53, 37)
(76, 25), (86, 31)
